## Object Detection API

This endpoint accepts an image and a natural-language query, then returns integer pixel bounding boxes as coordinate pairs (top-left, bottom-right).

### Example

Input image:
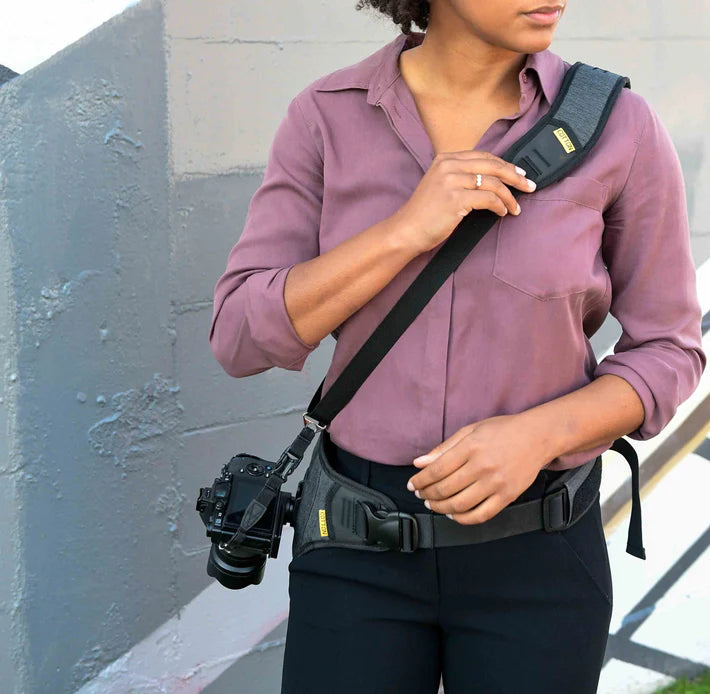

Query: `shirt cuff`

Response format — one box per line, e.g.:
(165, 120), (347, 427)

(244, 265), (321, 370)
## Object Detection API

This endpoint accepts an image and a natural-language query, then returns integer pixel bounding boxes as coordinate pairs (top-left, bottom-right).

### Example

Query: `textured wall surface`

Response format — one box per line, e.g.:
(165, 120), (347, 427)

(0, 0), (708, 693)
(0, 2), (176, 692)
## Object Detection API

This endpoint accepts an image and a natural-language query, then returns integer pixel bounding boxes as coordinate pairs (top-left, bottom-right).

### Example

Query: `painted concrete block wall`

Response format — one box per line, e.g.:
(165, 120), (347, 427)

(164, 0), (396, 176)
(0, 0), (708, 693)
(0, 2), (181, 691)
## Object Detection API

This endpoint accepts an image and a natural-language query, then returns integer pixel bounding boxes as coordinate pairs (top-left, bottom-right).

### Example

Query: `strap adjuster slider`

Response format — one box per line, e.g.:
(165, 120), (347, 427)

(542, 487), (571, 532)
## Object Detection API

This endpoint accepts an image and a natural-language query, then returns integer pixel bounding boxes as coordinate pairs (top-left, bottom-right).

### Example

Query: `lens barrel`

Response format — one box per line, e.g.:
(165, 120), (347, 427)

(206, 543), (266, 589)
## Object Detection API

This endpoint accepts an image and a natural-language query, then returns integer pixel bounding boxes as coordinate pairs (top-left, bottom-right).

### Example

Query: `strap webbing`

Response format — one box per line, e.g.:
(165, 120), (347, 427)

(416, 496), (569, 548)
(610, 438), (646, 559)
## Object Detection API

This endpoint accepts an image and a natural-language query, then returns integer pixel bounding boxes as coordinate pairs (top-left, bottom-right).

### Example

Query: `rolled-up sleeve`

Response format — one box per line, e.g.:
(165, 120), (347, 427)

(209, 93), (324, 377)
(593, 101), (706, 439)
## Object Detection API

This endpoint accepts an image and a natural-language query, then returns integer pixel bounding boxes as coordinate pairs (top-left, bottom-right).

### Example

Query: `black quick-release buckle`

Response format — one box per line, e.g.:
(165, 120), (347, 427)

(359, 503), (419, 552)
(542, 487), (571, 532)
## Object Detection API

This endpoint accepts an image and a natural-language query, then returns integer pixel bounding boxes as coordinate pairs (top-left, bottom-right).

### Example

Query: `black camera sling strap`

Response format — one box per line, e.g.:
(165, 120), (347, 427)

(226, 62), (646, 561)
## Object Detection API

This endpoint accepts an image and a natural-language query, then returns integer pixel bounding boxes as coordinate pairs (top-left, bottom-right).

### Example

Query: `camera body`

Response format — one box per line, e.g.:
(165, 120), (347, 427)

(196, 453), (302, 589)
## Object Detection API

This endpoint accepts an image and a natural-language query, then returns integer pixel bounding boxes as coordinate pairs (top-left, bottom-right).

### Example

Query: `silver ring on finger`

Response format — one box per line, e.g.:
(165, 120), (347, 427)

(475, 173), (482, 189)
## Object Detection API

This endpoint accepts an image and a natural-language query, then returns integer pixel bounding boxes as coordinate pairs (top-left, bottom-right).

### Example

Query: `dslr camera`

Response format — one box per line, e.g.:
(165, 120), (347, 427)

(196, 452), (303, 590)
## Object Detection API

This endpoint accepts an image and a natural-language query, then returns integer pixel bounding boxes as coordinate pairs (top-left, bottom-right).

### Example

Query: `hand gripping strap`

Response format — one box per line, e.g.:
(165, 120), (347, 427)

(305, 62), (631, 430)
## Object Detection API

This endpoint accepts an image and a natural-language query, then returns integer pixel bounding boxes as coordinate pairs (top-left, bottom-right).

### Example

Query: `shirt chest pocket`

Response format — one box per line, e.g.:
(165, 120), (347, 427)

(492, 175), (609, 301)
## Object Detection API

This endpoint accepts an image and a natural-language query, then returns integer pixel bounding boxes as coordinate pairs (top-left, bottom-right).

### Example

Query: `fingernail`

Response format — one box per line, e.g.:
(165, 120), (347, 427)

(414, 490), (422, 498)
(515, 166), (526, 176)
(515, 203), (521, 215)
(446, 514), (454, 519)
(527, 178), (536, 190)
(407, 480), (415, 491)
(424, 500), (431, 509)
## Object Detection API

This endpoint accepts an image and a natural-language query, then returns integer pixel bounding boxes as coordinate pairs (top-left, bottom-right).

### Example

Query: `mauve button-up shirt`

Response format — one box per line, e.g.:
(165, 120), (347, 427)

(209, 31), (706, 471)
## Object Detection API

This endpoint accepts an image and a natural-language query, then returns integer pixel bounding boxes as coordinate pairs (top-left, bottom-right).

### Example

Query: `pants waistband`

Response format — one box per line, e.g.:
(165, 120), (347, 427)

(322, 432), (565, 514)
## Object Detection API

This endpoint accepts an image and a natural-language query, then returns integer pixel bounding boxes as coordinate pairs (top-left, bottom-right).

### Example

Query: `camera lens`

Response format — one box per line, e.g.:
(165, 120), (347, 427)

(207, 542), (266, 589)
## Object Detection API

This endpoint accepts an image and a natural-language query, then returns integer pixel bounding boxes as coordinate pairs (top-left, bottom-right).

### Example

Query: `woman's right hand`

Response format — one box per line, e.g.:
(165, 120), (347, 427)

(390, 150), (538, 254)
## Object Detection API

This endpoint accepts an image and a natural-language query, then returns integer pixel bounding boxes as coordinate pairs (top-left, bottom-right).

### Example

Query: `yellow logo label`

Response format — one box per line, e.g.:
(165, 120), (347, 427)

(553, 127), (575, 154)
(318, 509), (328, 537)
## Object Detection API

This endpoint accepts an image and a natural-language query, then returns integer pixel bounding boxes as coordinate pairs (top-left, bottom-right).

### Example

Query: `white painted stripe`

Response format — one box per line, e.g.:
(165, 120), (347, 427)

(633, 544), (710, 666)
(74, 527), (294, 694)
(599, 451), (710, 691)
(598, 659), (674, 694)
(605, 452), (710, 633)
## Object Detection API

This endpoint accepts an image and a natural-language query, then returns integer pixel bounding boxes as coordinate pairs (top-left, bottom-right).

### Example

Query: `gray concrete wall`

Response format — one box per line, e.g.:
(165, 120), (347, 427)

(0, 2), (177, 691)
(0, 1), (708, 693)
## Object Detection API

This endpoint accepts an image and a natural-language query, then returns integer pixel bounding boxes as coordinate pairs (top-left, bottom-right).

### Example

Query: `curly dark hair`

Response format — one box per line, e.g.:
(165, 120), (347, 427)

(355, 0), (430, 34)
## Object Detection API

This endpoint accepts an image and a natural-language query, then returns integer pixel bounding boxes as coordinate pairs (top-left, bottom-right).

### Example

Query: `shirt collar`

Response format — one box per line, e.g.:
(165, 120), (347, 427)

(314, 31), (566, 109)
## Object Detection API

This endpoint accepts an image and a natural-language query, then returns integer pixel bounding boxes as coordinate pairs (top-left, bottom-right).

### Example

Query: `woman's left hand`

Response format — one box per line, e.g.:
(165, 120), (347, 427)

(406, 413), (555, 524)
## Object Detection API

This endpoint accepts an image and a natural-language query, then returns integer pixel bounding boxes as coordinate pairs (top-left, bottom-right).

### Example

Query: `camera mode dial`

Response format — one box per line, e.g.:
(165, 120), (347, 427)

(246, 462), (264, 476)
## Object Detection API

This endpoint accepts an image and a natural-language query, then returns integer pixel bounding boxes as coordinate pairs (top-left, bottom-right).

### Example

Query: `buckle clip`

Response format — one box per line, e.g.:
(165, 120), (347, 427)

(542, 487), (570, 532)
(359, 503), (419, 552)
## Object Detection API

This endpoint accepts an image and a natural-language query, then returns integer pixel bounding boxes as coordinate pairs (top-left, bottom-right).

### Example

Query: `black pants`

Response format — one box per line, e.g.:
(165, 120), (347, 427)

(281, 434), (613, 694)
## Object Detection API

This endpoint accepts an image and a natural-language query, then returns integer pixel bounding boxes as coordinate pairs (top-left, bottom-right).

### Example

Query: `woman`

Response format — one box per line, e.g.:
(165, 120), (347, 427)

(209, 1), (706, 692)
